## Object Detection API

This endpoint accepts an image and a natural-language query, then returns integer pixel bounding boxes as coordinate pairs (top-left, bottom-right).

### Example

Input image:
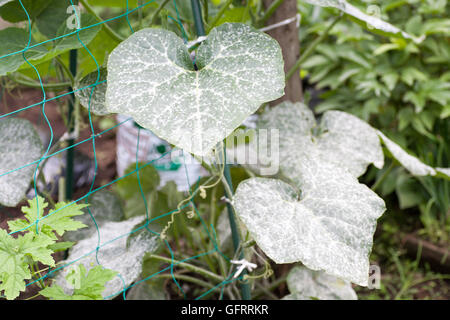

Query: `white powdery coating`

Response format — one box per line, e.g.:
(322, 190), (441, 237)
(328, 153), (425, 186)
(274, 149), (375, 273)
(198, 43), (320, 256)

(283, 266), (357, 300)
(56, 216), (158, 299)
(436, 167), (450, 178)
(75, 67), (109, 116)
(303, 0), (423, 43)
(106, 23), (285, 156)
(377, 131), (437, 176)
(257, 101), (384, 178)
(233, 176), (385, 286)
(0, 118), (43, 207)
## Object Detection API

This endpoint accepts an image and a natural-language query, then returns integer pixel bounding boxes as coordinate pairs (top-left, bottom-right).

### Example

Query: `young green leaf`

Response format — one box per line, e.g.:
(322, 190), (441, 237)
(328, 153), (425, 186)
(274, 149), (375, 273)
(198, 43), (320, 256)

(8, 196), (89, 237)
(0, 0), (51, 23)
(0, 229), (55, 300)
(0, 118), (43, 207)
(40, 265), (117, 300)
(106, 23), (285, 156)
(282, 266), (357, 300)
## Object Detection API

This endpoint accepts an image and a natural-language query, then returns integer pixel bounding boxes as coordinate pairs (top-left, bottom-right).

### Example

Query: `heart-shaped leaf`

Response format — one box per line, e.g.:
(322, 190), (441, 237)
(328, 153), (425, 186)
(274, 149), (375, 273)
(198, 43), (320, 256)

(233, 174), (386, 286)
(0, 118), (43, 207)
(106, 23), (285, 156)
(282, 266), (357, 300)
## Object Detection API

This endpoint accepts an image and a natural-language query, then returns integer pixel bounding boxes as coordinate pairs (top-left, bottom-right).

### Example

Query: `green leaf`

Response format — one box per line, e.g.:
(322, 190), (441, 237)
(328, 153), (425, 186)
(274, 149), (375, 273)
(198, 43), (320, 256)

(304, 0), (424, 43)
(41, 265), (117, 300)
(0, 118), (43, 207)
(115, 162), (160, 201)
(106, 23), (285, 156)
(74, 67), (109, 115)
(401, 67), (428, 86)
(282, 266), (357, 300)
(53, 13), (102, 51)
(215, 7), (250, 24)
(16, 13), (102, 73)
(0, 28), (48, 76)
(35, 0), (73, 39)
(9, 196), (88, 237)
(0, 0), (52, 22)
(48, 241), (75, 252)
(395, 175), (426, 209)
(0, 229), (55, 300)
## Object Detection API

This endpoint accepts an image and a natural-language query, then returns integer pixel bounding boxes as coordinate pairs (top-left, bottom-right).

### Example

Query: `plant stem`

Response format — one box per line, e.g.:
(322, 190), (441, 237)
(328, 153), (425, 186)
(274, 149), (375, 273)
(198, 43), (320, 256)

(252, 274), (287, 298)
(371, 161), (395, 192)
(191, 0), (206, 36)
(148, 254), (224, 282)
(257, 0), (285, 26)
(151, 0), (170, 25)
(79, 0), (125, 43)
(64, 49), (78, 202)
(155, 273), (217, 290)
(286, 14), (341, 81)
(254, 281), (278, 299)
(206, 0), (233, 33)
(190, 0), (251, 299)
(55, 56), (75, 85)
(222, 165), (252, 300)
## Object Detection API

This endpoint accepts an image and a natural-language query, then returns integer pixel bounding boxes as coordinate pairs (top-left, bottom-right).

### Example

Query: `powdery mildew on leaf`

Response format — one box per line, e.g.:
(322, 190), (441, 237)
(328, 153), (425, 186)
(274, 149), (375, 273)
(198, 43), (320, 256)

(0, 118), (43, 207)
(74, 67), (109, 116)
(436, 167), (450, 179)
(255, 101), (384, 177)
(282, 266), (357, 300)
(304, 0), (424, 43)
(106, 23), (284, 156)
(232, 102), (447, 285)
(64, 190), (124, 242)
(233, 174), (385, 286)
(376, 132), (437, 176)
(0, 0), (13, 6)
(56, 216), (159, 299)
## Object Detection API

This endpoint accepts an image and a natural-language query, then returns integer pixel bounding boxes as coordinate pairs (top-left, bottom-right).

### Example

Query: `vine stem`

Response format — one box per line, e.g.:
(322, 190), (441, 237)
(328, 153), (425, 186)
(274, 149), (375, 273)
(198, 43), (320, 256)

(155, 273), (216, 290)
(371, 161), (395, 192)
(286, 14), (341, 80)
(190, 0), (252, 299)
(79, 0), (125, 43)
(147, 254), (224, 282)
